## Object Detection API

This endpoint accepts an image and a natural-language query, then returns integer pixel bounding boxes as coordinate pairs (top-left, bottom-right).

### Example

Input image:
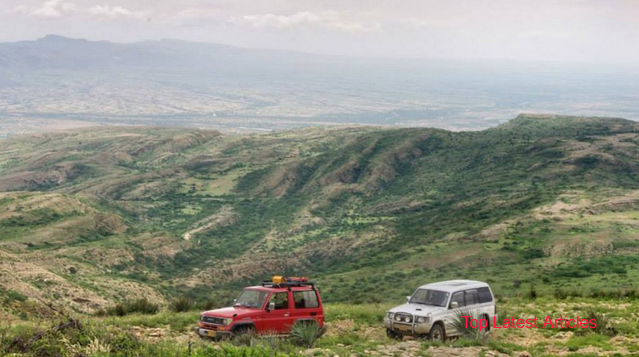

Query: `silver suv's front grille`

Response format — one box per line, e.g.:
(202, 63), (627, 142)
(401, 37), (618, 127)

(394, 313), (413, 324)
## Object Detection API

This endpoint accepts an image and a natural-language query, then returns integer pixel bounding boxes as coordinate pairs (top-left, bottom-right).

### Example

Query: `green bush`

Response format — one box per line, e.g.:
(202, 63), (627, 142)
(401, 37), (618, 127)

(553, 288), (568, 300)
(585, 310), (617, 336)
(231, 329), (258, 347)
(107, 299), (159, 316)
(1, 317), (298, 357)
(198, 299), (216, 311)
(290, 321), (327, 348)
(3, 290), (28, 305)
(170, 297), (194, 312)
(450, 310), (488, 342)
(527, 284), (538, 300)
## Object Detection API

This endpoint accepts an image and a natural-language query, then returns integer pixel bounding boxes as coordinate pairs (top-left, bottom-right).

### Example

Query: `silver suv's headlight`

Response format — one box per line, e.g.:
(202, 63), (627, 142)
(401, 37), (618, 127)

(386, 312), (395, 320)
(416, 316), (429, 324)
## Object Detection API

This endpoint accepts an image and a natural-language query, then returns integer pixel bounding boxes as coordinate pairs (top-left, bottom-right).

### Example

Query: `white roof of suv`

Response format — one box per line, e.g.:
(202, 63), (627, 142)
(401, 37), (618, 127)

(417, 280), (489, 293)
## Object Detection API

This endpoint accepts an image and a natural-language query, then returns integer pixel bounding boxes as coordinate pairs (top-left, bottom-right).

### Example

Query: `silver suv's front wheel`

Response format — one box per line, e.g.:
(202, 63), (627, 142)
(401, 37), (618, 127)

(428, 324), (445, 342)
(386, 329), (402, 341)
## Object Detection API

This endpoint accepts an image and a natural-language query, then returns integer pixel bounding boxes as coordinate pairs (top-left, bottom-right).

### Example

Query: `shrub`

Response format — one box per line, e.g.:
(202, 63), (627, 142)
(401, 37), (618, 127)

(108, 303), (127, 317)
(231, 329), (258, 347)
(107, 298), (159, 316)
(3, 290), (28, 304)
(290, 321), (327, 348)
(198, 299), (216, 311)
(586, 310), (617, 336)
(0, 324), (9, 354)
(170, 297), (194, 312)
(450, 310), (488, 342)
(527, 284), (538, 300)
(553, 288), (568, 300)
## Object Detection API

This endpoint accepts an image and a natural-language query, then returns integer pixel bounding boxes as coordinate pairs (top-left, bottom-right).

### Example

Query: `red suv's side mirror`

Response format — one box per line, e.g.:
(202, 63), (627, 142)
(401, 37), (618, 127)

(267, 302), (275, 311)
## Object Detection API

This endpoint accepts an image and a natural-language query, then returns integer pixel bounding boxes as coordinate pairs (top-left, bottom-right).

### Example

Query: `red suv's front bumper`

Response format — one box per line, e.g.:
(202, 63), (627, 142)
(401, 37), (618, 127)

(194, 326), (232, 341)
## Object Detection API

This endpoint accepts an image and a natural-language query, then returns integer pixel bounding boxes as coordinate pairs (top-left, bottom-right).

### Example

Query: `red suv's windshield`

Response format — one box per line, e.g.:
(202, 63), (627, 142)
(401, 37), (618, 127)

(234, 289), (268, 308)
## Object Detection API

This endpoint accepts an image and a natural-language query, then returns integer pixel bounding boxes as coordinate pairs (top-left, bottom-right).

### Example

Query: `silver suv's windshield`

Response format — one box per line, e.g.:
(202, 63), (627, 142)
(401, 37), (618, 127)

(234, 289), (268, 309)
(409, 289), (449, 307)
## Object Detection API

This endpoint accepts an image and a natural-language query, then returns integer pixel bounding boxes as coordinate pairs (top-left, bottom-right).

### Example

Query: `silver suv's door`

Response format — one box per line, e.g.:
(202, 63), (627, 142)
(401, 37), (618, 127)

(445, 289), (487, 336)
(444, 291), (465, 334)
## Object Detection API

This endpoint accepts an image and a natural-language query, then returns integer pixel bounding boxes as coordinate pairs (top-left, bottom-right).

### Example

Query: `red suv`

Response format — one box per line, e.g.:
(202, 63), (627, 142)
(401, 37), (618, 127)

(196, 276), (324, 340)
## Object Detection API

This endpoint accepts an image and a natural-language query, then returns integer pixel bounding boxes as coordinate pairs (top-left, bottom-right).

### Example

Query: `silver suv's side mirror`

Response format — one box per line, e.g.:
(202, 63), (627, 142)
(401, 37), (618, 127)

(450, 301), (459, 309)
(406, 296), (411, 302)
(268, 302), (275, 311)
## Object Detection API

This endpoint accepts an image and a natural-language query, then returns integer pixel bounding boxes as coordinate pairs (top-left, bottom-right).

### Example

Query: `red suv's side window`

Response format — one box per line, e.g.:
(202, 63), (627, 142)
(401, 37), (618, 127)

(269, 292), (289, 309)
(293, 290), (319, 308)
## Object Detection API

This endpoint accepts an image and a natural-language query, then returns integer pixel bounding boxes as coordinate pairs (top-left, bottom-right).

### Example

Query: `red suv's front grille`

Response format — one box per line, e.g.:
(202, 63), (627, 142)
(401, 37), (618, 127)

(201, 316), (225, 325)
(201, 323), (217, 330)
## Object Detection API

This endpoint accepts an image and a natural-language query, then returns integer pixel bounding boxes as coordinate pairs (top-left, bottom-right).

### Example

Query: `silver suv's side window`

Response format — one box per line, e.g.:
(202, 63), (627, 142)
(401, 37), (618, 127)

(451, 289), (485, 308)
(478, 287), (493, 303)
(464, 289), (479, 306)
(450, 292), (464, 308)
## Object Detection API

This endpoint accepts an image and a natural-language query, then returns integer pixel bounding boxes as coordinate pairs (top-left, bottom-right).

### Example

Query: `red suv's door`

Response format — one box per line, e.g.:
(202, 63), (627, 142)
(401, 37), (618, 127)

(290, 289), (323, 327)
(263, 291), (294, 334)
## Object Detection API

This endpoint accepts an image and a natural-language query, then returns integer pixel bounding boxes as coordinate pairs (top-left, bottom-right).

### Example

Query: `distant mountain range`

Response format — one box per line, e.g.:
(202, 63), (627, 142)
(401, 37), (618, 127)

(0, 34), (328, 72)
(0, 35), (638, 135)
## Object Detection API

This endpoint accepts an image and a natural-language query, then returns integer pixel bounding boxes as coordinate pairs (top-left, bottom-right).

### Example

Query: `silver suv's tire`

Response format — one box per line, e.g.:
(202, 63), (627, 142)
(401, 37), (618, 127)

(386, 329), (402, 341)
(428, 324), (445, 342)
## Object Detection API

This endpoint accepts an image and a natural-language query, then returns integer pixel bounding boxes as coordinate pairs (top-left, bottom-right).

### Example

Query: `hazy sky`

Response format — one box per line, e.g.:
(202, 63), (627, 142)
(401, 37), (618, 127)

(1, 0), (638, 64)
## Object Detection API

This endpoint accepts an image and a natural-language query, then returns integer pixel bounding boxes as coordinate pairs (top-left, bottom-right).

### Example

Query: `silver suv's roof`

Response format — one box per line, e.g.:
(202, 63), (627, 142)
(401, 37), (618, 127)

(418, 280), (489, 293)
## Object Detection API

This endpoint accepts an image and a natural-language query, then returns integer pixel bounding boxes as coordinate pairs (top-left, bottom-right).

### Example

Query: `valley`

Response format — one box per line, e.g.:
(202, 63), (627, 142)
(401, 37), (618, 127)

(2, 114), (639, 356)
(1, 114), (639, 316)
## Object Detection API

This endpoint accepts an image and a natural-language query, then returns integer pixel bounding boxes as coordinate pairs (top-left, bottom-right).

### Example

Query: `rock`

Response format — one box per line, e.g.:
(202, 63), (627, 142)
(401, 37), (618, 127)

(515, 352), (532, 357)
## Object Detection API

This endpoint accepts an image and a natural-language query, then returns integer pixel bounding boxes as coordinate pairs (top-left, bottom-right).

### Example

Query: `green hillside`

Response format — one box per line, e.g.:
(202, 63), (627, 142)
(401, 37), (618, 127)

(2, 114), (639, 315)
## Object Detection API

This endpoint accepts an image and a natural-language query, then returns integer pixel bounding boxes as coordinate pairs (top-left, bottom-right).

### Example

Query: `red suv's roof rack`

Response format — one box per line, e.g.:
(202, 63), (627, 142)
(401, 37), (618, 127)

(260, 280), (316, 288)
(261, 276), (315, 289)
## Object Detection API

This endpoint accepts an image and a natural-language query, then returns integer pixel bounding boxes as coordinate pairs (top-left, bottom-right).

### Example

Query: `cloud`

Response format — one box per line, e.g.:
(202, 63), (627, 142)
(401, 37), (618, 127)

(89, 4), (146, 20)
(229, 11), (381, 33)
(12, 0), (76, 19)
(7, 1), (145, 21)
(171, 7), (224, 26)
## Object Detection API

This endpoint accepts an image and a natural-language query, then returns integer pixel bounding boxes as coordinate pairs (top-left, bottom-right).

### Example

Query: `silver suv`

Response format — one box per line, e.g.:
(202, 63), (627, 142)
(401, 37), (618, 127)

(384, 280), (496, 341)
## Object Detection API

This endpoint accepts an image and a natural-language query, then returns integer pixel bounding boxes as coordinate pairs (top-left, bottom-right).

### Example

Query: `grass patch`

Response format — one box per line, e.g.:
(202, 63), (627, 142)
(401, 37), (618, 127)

(566, 334), (612, 352)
